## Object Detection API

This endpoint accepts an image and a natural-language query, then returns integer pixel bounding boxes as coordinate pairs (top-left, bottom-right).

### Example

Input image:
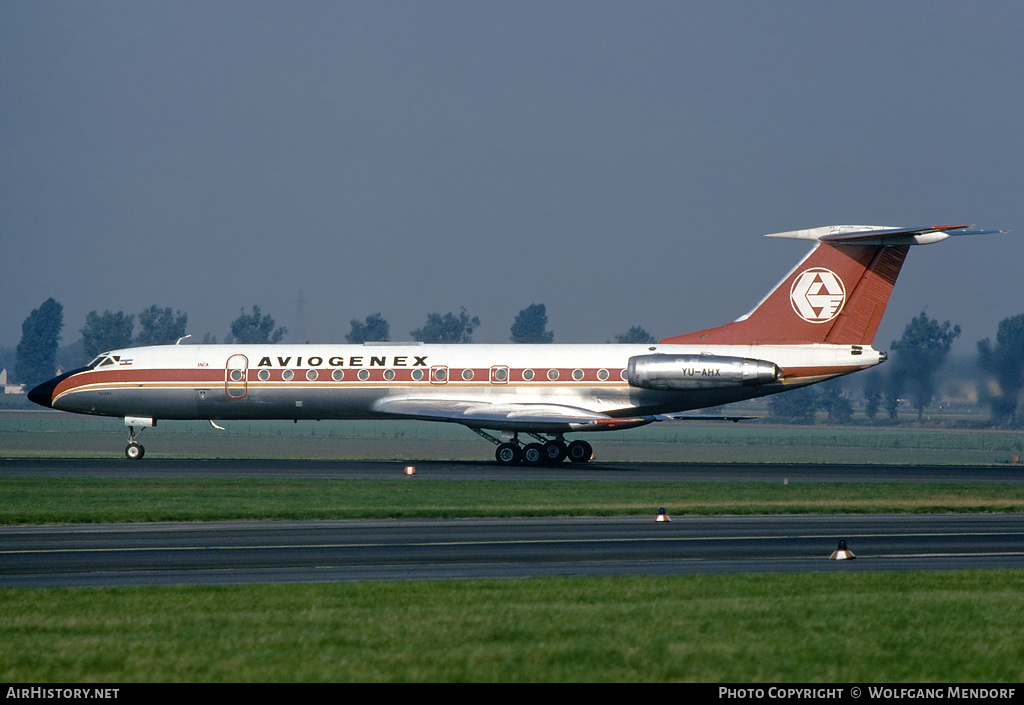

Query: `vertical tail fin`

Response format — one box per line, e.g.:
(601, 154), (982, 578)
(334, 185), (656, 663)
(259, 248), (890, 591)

(660, 225), (991, 347)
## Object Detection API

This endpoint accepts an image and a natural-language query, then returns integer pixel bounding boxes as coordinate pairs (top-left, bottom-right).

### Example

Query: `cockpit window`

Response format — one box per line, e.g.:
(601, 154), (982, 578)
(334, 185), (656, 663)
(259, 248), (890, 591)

(88, 354), (121, 368)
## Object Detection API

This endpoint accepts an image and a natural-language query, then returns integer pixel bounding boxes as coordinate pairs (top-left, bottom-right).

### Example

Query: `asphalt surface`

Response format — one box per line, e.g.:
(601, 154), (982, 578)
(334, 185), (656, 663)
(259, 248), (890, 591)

(4, 457), (1024, 482)
(2, 458), (1023, 587)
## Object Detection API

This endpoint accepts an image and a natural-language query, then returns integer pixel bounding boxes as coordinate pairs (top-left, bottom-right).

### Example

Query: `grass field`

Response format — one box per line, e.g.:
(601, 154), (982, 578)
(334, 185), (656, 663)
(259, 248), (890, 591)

(2, 413), (1023, 682)
(3, 572), (1023, 682)
(3, 478), (1024, 523)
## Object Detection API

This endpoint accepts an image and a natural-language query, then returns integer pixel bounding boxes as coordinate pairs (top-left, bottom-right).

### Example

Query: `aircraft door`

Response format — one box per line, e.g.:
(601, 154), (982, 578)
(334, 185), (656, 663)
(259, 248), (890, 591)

(225, 354), (248, 399)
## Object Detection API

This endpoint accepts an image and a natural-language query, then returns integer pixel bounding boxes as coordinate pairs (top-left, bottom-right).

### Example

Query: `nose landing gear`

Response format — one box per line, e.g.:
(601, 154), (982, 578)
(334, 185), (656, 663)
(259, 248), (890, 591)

(123, 417), (156, 460)
(125, 425), (146, 460)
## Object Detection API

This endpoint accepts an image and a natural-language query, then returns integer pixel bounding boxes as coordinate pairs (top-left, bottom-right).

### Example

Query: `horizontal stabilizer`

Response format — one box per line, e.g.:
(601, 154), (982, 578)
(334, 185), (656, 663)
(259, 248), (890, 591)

(766, 224), (1004, 247)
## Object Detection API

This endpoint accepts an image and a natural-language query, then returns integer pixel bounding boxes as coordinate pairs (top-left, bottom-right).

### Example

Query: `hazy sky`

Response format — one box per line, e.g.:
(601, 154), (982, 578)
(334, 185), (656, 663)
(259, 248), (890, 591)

(2, 1), (1022, 356)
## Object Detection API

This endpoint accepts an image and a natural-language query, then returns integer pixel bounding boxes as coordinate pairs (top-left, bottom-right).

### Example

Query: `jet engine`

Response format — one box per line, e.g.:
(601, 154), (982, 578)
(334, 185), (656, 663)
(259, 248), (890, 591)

(626, 354), (780, 390)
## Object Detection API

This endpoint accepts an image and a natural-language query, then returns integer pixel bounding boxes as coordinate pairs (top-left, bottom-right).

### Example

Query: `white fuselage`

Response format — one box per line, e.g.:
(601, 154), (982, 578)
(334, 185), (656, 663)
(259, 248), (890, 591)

(50, 341), (882, 431)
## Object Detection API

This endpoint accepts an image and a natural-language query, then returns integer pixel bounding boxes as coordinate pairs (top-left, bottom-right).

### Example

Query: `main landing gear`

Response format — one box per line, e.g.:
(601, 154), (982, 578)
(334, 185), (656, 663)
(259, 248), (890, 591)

(473, 430), (594, 466)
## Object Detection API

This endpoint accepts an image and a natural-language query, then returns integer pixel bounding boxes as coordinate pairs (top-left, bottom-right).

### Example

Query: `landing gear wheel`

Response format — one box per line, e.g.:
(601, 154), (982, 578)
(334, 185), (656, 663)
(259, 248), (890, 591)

(522, 443), (545, 466)
(495, 443), (521, 465)
(567, 440), (593, 463)
(543, 440), (567, 464)
(125, 442), (145, 460)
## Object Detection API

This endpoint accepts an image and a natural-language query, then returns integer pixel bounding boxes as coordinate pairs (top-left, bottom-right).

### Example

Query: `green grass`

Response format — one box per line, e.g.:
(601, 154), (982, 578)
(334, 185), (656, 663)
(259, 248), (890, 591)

(2, 571), (1023, 682)
(3, 478), (1024, 524)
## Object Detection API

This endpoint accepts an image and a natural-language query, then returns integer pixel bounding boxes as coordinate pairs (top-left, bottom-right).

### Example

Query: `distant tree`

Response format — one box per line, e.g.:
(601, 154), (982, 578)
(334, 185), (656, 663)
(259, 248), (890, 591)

(346, 313), (390, 344)
(510, 303), (553, 343)
(15, 298), (63, 387)
(890, 310), (961, 421)
(81, 310), (135, 360)
(411, 308), (480, 343)
(614, 326), (658, 344)
(767, 386), (819, 424)
(135, 305), (188, 346)
(228, 305), (287, 344)
(57, 339), (85, 373)
(818, 381), (854, 425)
(977, 313), (1024, 427)
(863, 370), (883, 421)
(883, 370), (904, 421)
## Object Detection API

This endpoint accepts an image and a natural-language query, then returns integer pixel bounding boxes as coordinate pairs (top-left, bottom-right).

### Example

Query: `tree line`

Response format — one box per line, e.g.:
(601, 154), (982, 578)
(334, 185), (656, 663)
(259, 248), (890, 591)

(8, 300), (659, 388)
(767, 309), (1024, 428)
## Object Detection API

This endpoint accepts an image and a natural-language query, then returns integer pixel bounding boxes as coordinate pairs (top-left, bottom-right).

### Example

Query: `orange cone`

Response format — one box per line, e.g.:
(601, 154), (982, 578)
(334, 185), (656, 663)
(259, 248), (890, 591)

(404, 465), (417, 476)
(655, 508), (671, 523)
(830, 539), (855, 560)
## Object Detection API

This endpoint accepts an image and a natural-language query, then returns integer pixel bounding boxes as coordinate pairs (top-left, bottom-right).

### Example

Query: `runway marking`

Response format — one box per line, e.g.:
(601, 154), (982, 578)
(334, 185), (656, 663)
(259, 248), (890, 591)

(4, 530), (1023, 556)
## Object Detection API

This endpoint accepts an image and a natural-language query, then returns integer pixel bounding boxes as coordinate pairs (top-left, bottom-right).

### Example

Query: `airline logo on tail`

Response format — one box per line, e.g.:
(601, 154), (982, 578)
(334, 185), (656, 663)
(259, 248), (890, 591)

(789, 267), (846, 323)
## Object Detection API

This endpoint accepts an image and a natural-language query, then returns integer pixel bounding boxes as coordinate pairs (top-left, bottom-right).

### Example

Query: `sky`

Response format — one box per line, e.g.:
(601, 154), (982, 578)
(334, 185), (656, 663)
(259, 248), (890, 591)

(2, 1), (1022, 357)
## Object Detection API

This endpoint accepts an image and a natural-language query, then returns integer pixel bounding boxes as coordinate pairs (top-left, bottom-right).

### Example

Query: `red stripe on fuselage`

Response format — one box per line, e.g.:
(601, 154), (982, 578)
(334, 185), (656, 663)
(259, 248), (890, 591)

(53, 366), (628, 397)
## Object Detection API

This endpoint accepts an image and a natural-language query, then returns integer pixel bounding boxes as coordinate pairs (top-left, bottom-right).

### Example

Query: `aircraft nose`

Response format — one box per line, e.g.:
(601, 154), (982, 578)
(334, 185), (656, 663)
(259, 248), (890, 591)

(27, 378), (57, 408)
(27, 367), (86, 409)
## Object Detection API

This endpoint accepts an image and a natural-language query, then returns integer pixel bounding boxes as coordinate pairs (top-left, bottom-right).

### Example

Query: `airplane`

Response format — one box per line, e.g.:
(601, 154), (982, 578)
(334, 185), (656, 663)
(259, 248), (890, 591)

(28, 224), (1003, 464)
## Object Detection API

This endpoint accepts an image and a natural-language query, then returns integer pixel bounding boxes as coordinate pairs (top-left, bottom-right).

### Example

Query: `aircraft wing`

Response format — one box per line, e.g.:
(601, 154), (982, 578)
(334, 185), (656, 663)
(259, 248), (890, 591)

(371, 397), (753, 432)
(370, 397), (653, 432)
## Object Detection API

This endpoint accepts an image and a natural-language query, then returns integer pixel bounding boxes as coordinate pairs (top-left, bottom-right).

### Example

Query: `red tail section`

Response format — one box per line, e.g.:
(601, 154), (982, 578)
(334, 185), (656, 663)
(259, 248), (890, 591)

(661, 243), (910, 346)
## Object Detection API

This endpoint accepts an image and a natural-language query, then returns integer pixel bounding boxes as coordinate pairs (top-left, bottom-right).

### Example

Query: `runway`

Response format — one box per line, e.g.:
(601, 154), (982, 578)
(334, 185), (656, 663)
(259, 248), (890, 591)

(3, 514), (1023, 588)
(4, 457), (1024, 482)
(3, 459), (1023, 587)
